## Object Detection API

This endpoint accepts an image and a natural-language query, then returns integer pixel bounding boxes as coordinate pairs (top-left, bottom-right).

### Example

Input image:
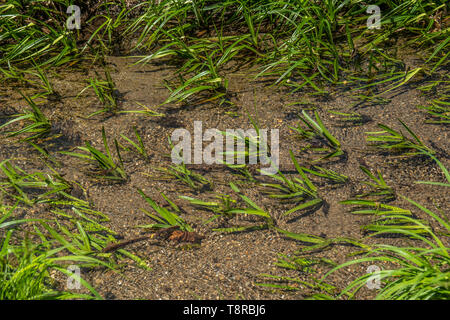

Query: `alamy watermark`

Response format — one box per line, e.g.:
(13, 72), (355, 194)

(66, 5), (81, 30)
(367, 5), (381, 29)
(66, 4), (381, 31)
(170, 121), (279, 175)
(366, 264), (382, 290)
(66, 265), (81, 290)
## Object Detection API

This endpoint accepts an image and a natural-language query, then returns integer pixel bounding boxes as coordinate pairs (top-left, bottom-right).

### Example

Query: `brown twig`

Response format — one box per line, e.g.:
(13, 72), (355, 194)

(101, 226), (181, 253)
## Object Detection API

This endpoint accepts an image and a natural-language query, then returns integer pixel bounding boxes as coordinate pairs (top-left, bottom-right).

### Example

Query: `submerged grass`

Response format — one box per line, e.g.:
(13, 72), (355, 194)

(61, 127), (127, 182)
(260, 128), (450, 300)
(125, 0), (449, 102)
(0, 0), (449, 300)
(0, 93), (51, 142)
(324, 196), (450, 300)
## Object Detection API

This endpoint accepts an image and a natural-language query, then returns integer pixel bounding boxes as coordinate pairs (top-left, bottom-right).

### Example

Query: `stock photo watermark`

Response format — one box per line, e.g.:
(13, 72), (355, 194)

(65, 3), (382, 31)
(170, 121), (279, 175)
(366, 265), (382, 290)
(66, 265), (81, 290)
(66, 5), (81, 30)
(367, 5), (381, 29)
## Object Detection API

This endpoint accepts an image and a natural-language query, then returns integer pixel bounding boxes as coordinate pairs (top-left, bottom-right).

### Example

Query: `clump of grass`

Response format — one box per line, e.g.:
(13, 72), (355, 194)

(290, 110), (344, 161)
(323, 197), (450, 300)
(119, 126), (149, 161)
(136, 188), (192, 232)
(255, 230), (369, 295)
(419, 101), (450, 124)
(354, 67), (424, 101)
(366, 120), (434, 156)
(327, 110), (368, 125)
(0, 160), (71, 206)
(257, 254), (337, 294)
(152, 162), (213, 192)
(260, 151), (323, 217)
(0, 204), (110, 300)
(3, 0), (448, 104)
(259, 195), (449, 300)
(417, 81), (450, 124)
(61, 127), (127, 182)
(0, 93), (51, 142)
(147, 137), (213, 191)
(179, 193), (237, 225)
(339, 167), (429, 235)
(0, 231), (103, 300)
(0, 1), (78, 74)
(118, 102), (165, 118)
(414, 150), (450, 188)
(162, 68), (229, 106)
(25, 61), (59, 99)
(353, 166), (396, 202)
(131, 18), (257, 106)
(0, 184), (151, 297)
(367, 122), (450, 188)
(340, 198), (426, 235)
(218, 113), (275, 182)
(78, 70), (119, 117)
(82, 1), (129, 54)
(301, 165), (348, 185)
(0, 159), (120, 237)
(212, 182), (276, 234)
